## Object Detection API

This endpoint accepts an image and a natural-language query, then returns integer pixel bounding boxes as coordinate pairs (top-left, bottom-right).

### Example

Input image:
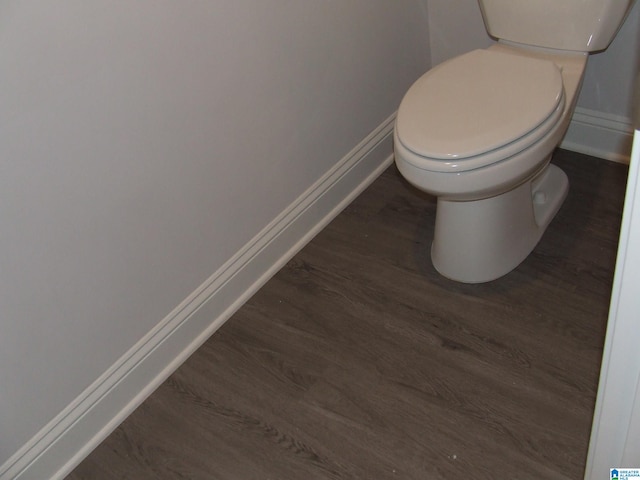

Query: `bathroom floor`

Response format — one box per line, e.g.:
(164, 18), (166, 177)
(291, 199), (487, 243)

(67, 149), (628, 480)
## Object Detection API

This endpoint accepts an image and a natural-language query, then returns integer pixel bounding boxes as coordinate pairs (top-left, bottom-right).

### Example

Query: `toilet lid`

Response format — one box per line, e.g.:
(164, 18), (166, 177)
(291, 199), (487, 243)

(396, 49), (564, 162)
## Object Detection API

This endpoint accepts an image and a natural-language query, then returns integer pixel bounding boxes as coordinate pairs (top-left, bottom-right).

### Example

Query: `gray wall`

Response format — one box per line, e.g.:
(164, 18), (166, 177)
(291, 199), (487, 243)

(0, 0), (430, 467)
(427, 0), (493, 66)
(580, 1), (640, 119)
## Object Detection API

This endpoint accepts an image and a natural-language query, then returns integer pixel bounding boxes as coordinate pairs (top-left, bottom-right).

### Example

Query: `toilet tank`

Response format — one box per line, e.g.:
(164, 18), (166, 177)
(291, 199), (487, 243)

(478, 0), (636, 51)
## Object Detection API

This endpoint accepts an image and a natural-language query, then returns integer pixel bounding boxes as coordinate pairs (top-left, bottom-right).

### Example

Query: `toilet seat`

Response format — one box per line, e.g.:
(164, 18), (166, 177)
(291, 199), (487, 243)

(395, 49), (565, 173)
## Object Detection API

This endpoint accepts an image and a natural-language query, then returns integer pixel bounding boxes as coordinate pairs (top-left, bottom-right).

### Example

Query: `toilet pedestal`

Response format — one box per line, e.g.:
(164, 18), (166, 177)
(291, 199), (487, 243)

(431, 163), (569, 283)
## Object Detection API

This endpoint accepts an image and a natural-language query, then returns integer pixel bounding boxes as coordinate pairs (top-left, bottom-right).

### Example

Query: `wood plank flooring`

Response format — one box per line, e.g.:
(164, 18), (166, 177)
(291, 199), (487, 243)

(67, 149), (628, 480)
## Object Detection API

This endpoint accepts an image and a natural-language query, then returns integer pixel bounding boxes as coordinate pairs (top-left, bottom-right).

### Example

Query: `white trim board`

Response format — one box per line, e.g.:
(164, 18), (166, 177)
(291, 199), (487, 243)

(561, 107), (634, 164)
(584, 130), (640, 479)
(0, 114), (397, 480)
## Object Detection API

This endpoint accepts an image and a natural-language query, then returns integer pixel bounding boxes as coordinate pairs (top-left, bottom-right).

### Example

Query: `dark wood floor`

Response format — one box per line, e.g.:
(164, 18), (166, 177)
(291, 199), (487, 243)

(68, 150), (628, 480)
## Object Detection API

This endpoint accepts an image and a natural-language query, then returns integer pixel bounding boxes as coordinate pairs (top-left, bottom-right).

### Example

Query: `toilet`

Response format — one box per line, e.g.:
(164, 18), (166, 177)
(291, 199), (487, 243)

(394, 0), (636, 283)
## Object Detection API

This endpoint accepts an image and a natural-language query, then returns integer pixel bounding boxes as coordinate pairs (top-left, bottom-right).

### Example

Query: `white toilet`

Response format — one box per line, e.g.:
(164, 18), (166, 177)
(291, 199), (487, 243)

(394, 0), (636, 283)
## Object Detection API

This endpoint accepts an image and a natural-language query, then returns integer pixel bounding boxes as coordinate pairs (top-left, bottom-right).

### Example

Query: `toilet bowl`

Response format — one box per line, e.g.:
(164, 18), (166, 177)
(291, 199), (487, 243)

(394, 44), (588, 283)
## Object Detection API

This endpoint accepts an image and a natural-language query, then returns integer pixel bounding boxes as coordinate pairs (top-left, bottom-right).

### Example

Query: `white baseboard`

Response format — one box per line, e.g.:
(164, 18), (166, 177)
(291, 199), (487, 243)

(0, 114), (396, 480)
(561, 106), (634, 164)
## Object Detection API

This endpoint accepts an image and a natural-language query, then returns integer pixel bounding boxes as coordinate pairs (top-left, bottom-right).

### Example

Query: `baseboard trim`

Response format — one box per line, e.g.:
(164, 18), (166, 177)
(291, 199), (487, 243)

(561, 107), (634, 164)
(0, 114), (397, 480)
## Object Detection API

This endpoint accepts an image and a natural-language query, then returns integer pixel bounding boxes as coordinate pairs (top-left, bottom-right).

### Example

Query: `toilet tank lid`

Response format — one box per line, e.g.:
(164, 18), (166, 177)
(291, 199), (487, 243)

(396, 49), (564, 161)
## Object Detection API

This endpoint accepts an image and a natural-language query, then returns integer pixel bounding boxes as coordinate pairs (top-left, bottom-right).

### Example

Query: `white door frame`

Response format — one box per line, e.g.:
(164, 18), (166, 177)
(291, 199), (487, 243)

(585, 129), (640, 479)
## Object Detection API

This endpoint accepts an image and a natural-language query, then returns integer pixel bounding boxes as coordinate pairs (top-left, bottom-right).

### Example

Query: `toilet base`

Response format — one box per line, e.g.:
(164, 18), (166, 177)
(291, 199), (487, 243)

(431, 163), (569, 283)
